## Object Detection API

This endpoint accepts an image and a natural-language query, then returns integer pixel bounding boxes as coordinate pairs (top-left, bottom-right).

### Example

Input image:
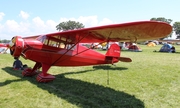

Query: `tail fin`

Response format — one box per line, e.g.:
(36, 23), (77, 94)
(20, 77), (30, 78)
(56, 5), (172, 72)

(105, 43), (120, 57)
(105, 44), (120, 64)
(105, 43), (132, 63)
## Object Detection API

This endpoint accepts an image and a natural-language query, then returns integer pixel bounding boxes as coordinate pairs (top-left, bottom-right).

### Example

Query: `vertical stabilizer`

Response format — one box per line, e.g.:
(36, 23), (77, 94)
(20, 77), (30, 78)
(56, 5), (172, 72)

(105, 43), (120, 57)
(105, 43), (132, 63)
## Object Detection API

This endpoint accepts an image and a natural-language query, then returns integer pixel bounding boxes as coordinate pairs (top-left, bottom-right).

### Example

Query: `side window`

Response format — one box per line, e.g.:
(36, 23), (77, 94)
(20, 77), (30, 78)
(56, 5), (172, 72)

(66, 44), (71, 49)
(48, 40), (56, 46)
(38, 35), (75, 50)
(39, 36), (46, 43)
(37, 35), (49, 46)
(66, 44), (76, 50)
(59, 42), (65, 48)
(44, 39), (49, 45)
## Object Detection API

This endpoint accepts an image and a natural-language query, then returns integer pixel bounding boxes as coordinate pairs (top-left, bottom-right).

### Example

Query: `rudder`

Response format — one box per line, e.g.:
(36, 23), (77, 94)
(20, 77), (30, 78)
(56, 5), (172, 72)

(105, 43), (120, 57)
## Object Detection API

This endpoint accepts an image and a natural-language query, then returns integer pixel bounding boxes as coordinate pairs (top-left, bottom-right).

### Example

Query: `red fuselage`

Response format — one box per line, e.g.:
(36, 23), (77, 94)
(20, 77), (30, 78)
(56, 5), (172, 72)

(21, 38), (118, 67)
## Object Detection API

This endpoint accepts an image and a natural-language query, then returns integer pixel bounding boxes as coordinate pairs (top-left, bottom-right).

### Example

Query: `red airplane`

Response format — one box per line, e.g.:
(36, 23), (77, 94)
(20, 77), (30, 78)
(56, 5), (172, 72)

(5, 21), (172, 82)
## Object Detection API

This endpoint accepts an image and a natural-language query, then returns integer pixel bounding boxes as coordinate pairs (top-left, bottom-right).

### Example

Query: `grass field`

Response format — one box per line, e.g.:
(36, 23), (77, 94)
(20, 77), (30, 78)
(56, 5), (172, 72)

(0, 44), (180, 108)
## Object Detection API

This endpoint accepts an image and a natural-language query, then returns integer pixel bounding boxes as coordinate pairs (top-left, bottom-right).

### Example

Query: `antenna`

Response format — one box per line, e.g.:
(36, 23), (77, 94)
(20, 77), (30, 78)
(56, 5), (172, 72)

(107, 66), (109, 85)
(106, 64), (110, 85)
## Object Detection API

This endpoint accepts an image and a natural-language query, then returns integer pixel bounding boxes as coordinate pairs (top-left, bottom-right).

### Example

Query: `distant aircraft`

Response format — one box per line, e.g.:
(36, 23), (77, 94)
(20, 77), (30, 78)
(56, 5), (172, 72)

(4, 21), (172, 82)
(0, 43), (9, 54)
(158, 39), (180, 44)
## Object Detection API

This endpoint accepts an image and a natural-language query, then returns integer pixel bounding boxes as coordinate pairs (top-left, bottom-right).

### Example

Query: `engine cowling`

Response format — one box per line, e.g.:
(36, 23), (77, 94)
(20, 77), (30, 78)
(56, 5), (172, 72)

(10, 36), (24, 57)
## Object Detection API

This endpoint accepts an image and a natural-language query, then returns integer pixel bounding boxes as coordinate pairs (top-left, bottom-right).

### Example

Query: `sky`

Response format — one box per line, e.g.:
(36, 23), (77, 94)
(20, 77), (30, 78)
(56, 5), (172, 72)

(0, 0), (179, 40)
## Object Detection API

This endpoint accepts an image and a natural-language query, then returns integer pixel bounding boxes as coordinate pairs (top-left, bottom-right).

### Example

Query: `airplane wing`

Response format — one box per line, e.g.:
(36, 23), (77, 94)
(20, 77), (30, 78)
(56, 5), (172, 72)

(36, 21), (172, 43)
(23, 21), (172, 44)
(22, 35), (39, 40)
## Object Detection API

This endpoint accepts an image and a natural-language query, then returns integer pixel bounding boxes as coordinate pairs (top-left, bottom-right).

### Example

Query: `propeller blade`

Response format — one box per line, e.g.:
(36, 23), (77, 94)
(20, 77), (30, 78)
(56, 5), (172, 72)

(3, 47), (9, 53)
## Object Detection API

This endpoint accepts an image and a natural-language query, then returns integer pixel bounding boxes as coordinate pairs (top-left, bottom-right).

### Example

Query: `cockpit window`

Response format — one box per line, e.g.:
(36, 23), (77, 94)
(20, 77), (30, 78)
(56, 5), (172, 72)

(37, 35), (75, 50)
(37, 35), (47, 43)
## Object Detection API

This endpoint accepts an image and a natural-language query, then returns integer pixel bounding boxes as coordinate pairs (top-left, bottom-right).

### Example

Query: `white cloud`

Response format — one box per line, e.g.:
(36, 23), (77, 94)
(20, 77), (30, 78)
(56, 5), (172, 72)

(46, 20), (58, 31)
(31, 17), (57, 34)
(99, 18), (114, 25)
(0, 15), (115, 40)
(19, 11), (29, 20)
(0, 20), (31, 39)
(0, 24), (3, 32)
(32, 17), (46, 28)
(5, 20), (21, 32)
(0, 20), (21, 39)
(59, 16), (113, 28)
(78, 16), (99, 27)
(0, 12), (5, 21)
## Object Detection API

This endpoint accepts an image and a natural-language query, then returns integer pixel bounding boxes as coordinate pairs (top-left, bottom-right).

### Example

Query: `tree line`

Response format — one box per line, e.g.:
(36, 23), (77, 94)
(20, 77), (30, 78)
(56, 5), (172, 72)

(0, 39), (10, 43)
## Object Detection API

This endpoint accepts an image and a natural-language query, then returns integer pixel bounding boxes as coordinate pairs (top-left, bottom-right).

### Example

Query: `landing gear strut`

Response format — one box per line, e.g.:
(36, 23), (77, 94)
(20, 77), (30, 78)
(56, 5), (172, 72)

(22, 62), (41, 77)
(36, 63), (55, 82)
(22, 62), (55, 83)
(36, 73), (55, 83)
(22, 68), (38, 76)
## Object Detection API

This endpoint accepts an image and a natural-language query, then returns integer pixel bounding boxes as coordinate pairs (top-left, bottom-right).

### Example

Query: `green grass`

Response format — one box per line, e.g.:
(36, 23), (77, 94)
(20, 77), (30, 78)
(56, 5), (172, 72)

(0, 44), (180, 108)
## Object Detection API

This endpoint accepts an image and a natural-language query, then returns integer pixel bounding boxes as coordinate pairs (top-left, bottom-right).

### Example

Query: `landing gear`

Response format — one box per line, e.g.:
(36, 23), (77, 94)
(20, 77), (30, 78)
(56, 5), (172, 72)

(36, 73), (55, 83)
(22, 62), (41, 77)
(22, 68), (38, 76)
(36, 63), (55, 82)
(22, 62), (55, 83)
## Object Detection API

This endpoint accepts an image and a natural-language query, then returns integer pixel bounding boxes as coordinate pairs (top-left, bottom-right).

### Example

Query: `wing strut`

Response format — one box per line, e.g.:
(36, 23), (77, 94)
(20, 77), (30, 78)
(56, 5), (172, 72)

(57, 31), (113, 62)
(51, 32), (90, 65)
(52, 30), (114, 64)
(105, 31), (112, 50)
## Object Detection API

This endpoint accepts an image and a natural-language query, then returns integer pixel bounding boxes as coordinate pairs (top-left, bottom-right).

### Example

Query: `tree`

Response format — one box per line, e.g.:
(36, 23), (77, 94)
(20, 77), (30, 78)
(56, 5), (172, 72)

(150, 17), (173, 39)
(0, 39), (10, 43)
(150, 17), (172, 24)
(173, 22), (180, 39)
(56, 20), (85, 31)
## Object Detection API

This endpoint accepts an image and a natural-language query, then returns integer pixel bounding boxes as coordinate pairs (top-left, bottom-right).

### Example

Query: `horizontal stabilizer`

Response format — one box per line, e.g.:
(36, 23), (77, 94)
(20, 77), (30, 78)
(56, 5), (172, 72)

(119, 57), (132, 62)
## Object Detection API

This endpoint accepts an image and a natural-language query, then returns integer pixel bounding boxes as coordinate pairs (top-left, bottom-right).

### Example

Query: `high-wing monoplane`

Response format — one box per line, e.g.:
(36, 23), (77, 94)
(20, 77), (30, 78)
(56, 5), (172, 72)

(5, 21), (172, 82)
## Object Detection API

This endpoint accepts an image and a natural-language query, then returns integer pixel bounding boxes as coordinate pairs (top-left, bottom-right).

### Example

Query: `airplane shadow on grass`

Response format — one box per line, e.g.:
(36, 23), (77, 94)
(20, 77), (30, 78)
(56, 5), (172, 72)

(2, 66), (144, 108)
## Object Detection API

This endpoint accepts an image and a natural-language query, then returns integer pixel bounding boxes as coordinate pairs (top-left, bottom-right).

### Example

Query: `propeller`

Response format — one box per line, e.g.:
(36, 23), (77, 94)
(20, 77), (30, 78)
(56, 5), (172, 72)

(3, 36), (24, 57)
